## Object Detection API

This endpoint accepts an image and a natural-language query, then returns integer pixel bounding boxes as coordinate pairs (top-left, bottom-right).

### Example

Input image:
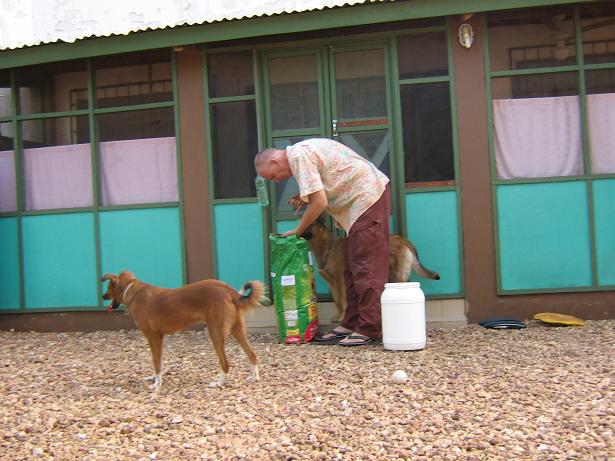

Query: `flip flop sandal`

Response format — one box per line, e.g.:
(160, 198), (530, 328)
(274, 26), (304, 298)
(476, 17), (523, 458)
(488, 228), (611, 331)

(338, 334), (373, 347)
(313, 329), (349, 345)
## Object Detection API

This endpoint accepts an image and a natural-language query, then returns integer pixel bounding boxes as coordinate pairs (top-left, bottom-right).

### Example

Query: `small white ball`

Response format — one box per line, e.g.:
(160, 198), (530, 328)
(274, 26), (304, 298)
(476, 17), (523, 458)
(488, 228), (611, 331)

(391, 369), (408, 384)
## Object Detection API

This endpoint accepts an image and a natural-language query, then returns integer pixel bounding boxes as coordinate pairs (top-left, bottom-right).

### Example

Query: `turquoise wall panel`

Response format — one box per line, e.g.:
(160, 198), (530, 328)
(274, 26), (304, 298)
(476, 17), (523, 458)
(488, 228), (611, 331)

(276, 220), (298, 235)
(405, 192), (461, 295)
(215, 203), (265, 290)
(593, 179), (615, 286)
(497, 182), (592, 290)
(0, 218), (21, 309)
(23, 213), (97, 308)
(100, 208), (183, 289)
(276, 219), (330, 295)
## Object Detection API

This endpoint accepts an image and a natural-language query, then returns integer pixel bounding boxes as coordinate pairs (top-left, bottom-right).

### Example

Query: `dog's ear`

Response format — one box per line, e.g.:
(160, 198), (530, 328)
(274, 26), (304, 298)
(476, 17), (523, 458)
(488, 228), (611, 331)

(118, 270), (136, 284)
(101, 273), (117, 283)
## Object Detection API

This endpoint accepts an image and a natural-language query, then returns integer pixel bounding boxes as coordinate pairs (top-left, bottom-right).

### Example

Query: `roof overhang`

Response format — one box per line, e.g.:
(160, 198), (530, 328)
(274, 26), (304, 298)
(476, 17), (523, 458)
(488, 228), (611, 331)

(0, 0), (593, 69)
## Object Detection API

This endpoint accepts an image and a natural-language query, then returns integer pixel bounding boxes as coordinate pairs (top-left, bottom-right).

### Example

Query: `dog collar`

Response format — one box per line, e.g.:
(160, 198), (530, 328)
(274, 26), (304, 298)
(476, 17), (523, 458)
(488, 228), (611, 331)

(123, 282), (134, 302)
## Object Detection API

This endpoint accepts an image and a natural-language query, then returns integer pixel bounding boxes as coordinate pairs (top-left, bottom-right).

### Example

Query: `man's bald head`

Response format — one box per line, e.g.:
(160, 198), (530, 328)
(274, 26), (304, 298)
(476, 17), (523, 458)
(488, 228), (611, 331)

(254, 147), (293, 182)
(254, 148), (277, 172)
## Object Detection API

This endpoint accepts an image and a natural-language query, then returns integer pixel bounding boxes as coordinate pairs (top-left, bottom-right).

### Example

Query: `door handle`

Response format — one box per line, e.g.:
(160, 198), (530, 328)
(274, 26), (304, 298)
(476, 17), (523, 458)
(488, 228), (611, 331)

(332, 119), (338, 137)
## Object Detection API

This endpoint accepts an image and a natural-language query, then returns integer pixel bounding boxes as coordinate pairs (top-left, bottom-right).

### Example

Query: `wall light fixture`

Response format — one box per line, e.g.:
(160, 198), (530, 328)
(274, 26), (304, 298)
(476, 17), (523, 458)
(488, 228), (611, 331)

(458, 23), (474, 49)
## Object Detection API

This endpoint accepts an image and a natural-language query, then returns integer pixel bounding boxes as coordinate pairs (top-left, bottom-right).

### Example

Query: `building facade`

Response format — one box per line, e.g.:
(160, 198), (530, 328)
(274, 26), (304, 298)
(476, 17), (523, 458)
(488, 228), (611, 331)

(0, 0), (613, 331)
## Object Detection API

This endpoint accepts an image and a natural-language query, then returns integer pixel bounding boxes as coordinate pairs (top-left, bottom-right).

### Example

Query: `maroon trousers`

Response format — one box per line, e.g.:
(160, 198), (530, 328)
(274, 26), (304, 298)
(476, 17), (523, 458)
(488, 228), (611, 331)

(341, 183), (390, 339)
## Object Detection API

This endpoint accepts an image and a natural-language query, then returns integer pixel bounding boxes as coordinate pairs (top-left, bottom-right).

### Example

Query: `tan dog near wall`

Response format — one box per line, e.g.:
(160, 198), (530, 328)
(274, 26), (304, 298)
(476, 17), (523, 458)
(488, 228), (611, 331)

(302, 217), (440, 322)
(101, 270), (265, 390)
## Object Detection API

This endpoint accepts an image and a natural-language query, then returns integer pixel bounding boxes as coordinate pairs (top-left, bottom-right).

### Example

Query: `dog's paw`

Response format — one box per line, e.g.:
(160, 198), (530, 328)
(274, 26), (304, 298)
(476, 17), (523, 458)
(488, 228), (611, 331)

(148, 375), (162, 389)
(247, 365), (260, 383)
(208, 373), (226, 388)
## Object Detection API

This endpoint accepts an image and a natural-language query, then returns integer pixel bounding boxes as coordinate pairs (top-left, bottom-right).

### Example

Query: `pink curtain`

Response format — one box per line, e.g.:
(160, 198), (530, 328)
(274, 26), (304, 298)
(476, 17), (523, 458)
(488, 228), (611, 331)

(0, 151), (17, 212)
(493, 96), (583, 179)
(587, 93), (615, 174)
(24, 143), (93, 210)
(99, 136), (178, 206)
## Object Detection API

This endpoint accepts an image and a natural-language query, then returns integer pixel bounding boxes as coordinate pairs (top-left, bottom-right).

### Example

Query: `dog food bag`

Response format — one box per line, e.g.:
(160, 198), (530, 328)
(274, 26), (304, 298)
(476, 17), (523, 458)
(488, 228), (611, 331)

(269, 234), (318, 344)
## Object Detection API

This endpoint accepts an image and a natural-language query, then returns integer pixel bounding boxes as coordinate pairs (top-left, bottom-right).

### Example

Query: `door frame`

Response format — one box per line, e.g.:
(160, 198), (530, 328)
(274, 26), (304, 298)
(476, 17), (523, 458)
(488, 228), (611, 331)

(259, 39), (402, 236)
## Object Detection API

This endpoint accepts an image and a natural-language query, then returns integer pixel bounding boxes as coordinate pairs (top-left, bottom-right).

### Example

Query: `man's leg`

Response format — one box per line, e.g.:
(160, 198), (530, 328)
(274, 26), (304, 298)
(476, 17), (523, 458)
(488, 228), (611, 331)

(340, 255), (359, 331)
(341, 185), (390, 340)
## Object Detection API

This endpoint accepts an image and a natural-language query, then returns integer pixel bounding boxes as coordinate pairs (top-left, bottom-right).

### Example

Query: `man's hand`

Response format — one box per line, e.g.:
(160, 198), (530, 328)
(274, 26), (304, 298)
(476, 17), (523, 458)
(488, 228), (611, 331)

(288, 194), (305, 214)
(277, 191), (327, 238)
(280, 229), (297, 237)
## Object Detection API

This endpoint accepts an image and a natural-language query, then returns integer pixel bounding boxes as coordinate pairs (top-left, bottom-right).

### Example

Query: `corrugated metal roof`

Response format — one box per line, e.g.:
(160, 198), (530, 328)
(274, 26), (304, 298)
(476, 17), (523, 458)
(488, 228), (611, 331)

(0, 0), (388, 51)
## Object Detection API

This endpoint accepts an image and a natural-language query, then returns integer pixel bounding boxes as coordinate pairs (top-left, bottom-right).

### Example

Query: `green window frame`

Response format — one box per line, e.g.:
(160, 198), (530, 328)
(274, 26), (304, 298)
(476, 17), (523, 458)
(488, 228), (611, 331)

(484, 4), (615, 294)
(0, 51), (186, 312)
(391, 21), (465, 298)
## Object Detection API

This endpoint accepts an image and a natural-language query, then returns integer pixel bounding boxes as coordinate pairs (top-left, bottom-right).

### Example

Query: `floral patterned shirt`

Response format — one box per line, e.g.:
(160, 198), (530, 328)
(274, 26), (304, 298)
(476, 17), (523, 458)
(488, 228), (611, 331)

(286, 138), (390, 232)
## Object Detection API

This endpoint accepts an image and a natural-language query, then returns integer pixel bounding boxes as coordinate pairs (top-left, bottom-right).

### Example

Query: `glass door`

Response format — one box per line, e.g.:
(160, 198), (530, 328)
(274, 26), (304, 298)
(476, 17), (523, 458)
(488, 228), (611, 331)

(329, 45), (392, 183)
(262, 42), (395, 296)
(262, 48), (329, 220)
(262, 42), (396, 229)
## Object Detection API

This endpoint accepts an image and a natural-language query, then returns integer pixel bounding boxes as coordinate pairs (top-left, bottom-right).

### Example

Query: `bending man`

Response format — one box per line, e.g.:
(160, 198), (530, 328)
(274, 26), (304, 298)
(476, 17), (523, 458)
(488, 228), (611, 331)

(255, 138), (390, 346)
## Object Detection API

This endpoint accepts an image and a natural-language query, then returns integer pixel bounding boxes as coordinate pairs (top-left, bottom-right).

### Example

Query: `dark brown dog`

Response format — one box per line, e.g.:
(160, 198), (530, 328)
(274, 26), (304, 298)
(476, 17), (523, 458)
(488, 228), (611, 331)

(101, 270), (265, 389)
(302, 217), (440, 321)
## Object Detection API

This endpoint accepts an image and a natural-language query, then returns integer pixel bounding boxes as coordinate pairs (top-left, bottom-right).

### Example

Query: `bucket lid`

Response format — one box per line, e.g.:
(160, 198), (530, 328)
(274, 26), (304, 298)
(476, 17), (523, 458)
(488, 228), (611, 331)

(384, 282), (421, 288)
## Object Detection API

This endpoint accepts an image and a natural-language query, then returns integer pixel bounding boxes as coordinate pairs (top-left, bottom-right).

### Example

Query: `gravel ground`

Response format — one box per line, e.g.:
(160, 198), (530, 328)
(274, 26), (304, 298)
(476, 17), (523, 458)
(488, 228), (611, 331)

(0, 320), (613, 461)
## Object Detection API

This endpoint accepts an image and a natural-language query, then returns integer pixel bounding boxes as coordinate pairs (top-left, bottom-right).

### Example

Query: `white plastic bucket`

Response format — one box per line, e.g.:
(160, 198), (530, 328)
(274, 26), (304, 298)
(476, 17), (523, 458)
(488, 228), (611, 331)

(381, 282), (426, 351)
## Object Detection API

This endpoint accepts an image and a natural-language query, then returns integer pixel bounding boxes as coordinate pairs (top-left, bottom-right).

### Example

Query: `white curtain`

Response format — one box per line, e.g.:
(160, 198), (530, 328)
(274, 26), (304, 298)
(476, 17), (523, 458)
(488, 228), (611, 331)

(99, 136), (178, 206)
(24, 143), (93, 210)
(493, 96), (583, 179)
(587, 93), (615, 174)
(0, 151), (17, 212)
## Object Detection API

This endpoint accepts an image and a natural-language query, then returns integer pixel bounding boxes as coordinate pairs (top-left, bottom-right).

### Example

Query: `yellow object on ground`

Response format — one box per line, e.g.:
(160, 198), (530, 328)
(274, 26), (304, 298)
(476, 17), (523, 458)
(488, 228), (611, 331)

(533, 312), (585, 326)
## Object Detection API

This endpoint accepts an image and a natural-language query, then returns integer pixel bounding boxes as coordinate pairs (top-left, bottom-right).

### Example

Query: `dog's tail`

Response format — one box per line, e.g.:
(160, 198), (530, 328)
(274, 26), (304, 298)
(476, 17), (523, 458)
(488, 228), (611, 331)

(397, 238), (440, 281)
(410, 247), (441, 280)
(236, 281), (267, 309)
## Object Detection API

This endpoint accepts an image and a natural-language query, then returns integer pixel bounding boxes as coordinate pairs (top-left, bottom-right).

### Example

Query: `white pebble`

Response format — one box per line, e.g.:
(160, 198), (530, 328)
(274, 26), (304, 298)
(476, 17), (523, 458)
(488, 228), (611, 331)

(391, 369), (408, 384)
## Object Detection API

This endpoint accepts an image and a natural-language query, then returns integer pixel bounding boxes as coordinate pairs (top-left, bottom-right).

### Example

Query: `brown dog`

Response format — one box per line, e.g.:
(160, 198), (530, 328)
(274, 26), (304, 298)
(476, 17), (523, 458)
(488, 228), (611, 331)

(302, 217), (440, 321)
(101, 270), (265, 389)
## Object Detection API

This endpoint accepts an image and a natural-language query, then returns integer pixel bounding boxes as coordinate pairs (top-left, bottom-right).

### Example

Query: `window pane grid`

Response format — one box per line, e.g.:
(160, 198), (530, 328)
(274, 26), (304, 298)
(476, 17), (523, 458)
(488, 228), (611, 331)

(206, 51), (258, 201)
(396, 31), (455, 187)
(2, 49), (179, 216)
(486, 3), (615, 294)
(2, 50), (181, 311)
(486, 3), (615, 180)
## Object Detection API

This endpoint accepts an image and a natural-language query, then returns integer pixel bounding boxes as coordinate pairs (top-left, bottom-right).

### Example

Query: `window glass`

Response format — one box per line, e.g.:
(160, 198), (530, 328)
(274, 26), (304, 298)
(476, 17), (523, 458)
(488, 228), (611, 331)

(581, 2), (615, 65)
(97, 108), (177, 206)
(487, 6), (576, 71)
(397, 32), (448, 79)
(0, 70), (12, 118)
(580, 4), (614, 171)
(334, 49), (386, 119)
(0, 121), (16, 211)
(207, 51), (254, 98)
(339, 131), (390, 178)
(492, 75), (583, 179)
(16, 60), (88, 114)
(272, 137), (305, 215)
(94, 50), (172, 109)
(586, 68), (615, 174)
(22, 116), (92, 210)
(400, 83), (454, 184)
(494, 71), (579, 99)
(211, 101), (258, 199)
(269, 55), (319, 131)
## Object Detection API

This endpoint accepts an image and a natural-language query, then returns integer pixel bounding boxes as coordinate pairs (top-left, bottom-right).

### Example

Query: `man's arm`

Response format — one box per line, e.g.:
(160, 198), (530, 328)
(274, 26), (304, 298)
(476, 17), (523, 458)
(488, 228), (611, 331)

(281, 189), (327, 237)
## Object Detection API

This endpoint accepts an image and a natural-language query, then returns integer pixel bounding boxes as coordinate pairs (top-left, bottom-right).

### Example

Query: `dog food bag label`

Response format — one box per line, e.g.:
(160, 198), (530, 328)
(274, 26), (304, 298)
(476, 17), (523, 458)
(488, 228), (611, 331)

(269, 234), (319, 344)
